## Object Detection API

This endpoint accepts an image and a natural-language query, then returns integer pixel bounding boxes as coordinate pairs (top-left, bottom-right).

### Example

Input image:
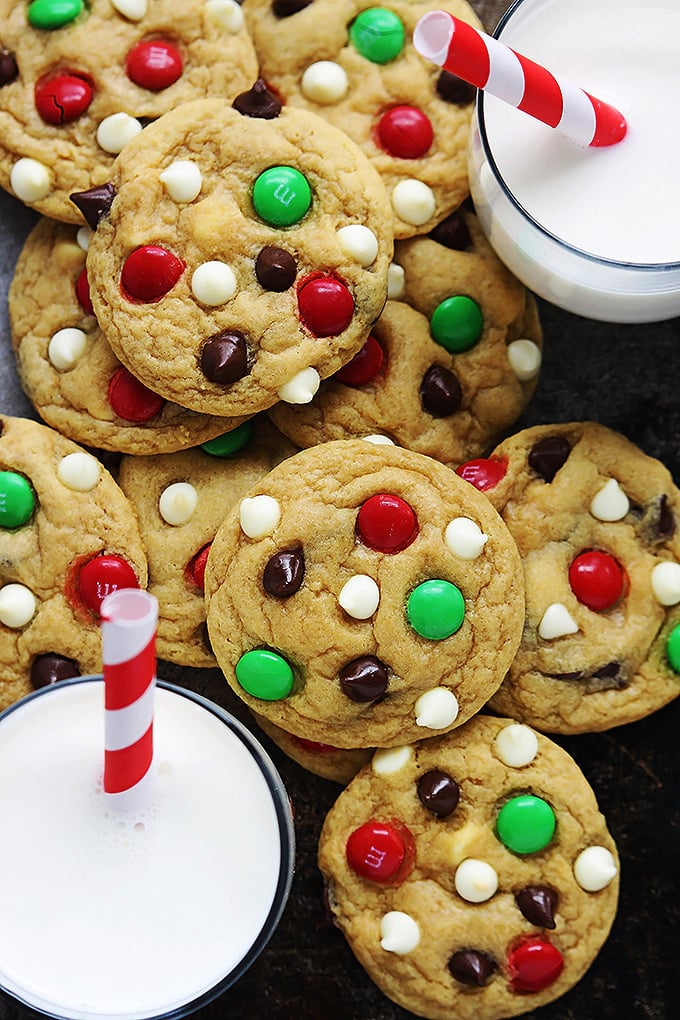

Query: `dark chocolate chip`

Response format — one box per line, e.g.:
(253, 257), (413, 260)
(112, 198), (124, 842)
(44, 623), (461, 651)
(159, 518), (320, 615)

(448, 949), (497, 986)
(69, 183), (116, 230)
(429, 210), (472, 250)
(528, 434), (571, 482)
(30, 653), (80, 689)
(339, 655), (389, 702)
(417, 769), (460, 817)
(420, 364), (462, 417)
(515, 885), (558, 929)
(263, 548), (305, 598)
(0, 49), (18, 87)
(657, 494), (676, 539)
(200, 331), (249, 384)
(272, 0), (313, 15)
(546, 662), (629, 693)
(435, 70), (476, 106)
(255, 246), (297, 291)
(232, 78), (282, 119)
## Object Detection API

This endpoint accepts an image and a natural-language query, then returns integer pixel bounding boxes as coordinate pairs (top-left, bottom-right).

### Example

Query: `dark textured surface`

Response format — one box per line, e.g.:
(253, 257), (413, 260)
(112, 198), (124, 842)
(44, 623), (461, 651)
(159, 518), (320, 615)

(1, 1), (679, 1016)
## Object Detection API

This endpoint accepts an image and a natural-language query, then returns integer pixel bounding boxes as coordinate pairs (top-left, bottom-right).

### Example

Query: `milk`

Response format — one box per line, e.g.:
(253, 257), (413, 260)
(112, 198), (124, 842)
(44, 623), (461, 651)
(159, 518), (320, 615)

(469, 0), (680, 321)
(0, 679), (294, 1019)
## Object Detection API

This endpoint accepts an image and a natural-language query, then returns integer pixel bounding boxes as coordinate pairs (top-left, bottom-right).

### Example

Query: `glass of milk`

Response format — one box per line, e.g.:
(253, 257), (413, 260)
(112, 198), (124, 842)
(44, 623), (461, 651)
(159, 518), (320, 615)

(0, 677), (295, 1019)
(468, 0), (680, 322)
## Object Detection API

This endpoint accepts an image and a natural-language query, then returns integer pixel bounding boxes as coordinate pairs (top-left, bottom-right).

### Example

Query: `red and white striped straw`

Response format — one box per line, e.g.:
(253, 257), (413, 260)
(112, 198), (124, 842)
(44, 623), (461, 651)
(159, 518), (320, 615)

(414, 11), (627, 147)
(101, 588), (158, 796)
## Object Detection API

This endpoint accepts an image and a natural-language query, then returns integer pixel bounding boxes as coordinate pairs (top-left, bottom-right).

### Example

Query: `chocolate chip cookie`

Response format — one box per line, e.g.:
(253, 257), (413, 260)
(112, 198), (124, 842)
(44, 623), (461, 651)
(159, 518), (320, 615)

(205, 438), (525, 748)
(318, 714), (619, 1020)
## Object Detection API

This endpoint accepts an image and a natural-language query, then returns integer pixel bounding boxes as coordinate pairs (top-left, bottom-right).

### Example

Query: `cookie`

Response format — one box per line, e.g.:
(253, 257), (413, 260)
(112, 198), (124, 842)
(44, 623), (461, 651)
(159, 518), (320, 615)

(252, 711), (373, 785)
(82, 93), (393, 418)
(204, 438), (525, 748)
(117, 417), (296, 667)
(318, 714), (619, 1020)
(244, 0), (482, 238)
(0, 0), (257, 222)
(268, 207), (542, 464)
(8, 217), (250, 454)
(0, 413), (148, 710)
(456, 422), (680, 733)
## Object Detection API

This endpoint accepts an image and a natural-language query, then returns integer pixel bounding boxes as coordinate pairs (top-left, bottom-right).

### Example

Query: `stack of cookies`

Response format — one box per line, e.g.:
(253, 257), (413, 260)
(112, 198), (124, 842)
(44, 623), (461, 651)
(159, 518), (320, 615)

(1, 3), (679, 1020)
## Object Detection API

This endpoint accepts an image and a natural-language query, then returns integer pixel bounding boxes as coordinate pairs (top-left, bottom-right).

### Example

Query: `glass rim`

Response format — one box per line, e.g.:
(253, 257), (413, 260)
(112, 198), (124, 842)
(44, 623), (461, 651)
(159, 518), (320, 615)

(477, 0), (680, 275)
(0, 676), (296, 1020)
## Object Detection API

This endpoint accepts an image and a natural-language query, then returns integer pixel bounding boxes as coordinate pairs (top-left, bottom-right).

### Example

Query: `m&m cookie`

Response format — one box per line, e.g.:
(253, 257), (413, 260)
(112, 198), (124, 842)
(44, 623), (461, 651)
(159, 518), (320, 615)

(204, 438), (525, 748)
(118, 417), (296, 667)
(252, 712), (374, 785)
(318, 714), (619, 1020)
(457, 422), (680, 733)
(0, 0), (257, 222)
(81, 94), (393, 417)
(0, 414), (147, 709)
(268, 206), (542, 464)
(244, 0), (482, 237)
(8, 217), (249, 453)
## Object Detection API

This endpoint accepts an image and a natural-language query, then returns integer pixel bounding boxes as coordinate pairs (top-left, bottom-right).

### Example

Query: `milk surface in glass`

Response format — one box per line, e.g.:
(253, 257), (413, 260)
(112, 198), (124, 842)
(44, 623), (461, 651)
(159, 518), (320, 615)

(469, 0), (680, 321)
(0, 679), (294, 1019)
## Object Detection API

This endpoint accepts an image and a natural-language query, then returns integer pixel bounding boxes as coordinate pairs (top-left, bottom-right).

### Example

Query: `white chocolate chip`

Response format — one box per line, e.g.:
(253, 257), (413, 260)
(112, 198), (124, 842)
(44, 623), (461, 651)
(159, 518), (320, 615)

(590, 478), (630, 522)
(507, 338), (542, 381)
(158, 482), (198, 526)
(239, 495), (281, 539)
(76, 226), (92, 252)
(0, 583), (37, 629)
(454, 859), (498, 903)
(338, 574), (380, 619)
(191, 261), (237, 305)
(96, 113), (142, 154)
(110, 0), (148, 19)
(650, 561), (680, 606)
(538, 602), (580, 640)
(391, 180), (436, 226)
(415, 687), (459, 729)
(10, 158), (51, 203)
(57, 452), (101, 492)
(336, 224), (378, 267)
(494, 723), (539, 767)
(160, 160), (203, 203)
(277, 367), (320, 404)
(445, 517), (488, 560)
(205, 0), (244, 32)
(361, 434), (395, 446)
(379, 912), (421, 954)
(387, 263), (405, 299)
(48, 328), (88, 371)
(301, 60), (349, 104)
(573, 845), (618, 891)
(371, 745), (414, 776)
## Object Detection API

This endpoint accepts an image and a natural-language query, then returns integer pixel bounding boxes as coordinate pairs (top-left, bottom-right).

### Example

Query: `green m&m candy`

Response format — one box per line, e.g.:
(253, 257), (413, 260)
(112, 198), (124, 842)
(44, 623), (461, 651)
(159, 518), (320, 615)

(667, 622), (680, 673)
(430, 295), (483, 353)
(406, 579), (465, 640)
(28, 0), (84, 30)
(252, 166), (311, 227)
(496, 794), (556, 855)
(235, 648), (294, 700)
(200, 421), (254, 458)
(0, 471), (36, 529)
(349, 8), (405, 64)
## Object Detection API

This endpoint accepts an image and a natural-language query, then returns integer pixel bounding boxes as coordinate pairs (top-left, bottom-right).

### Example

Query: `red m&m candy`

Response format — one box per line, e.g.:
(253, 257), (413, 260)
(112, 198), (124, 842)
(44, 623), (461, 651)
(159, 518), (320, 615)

(345, 820), (414, 883)
(297, 274), (354, 336)
(75, 554), (139, 617)
(75, 267), (94, 315)
(35, 72), (93, 124)
(184, 543), (212, 592)
(376, 105), (433, 159)
(120, 245), (185, 303)
(569, 550), (626, 610)
(356, 493), (418, 553)
(455, 457), (507, 492)
(507, 936), (564, 992)
(334, 335), (384, 386)
(126, 40), (183, 91)
(108, 366), (165, 422)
